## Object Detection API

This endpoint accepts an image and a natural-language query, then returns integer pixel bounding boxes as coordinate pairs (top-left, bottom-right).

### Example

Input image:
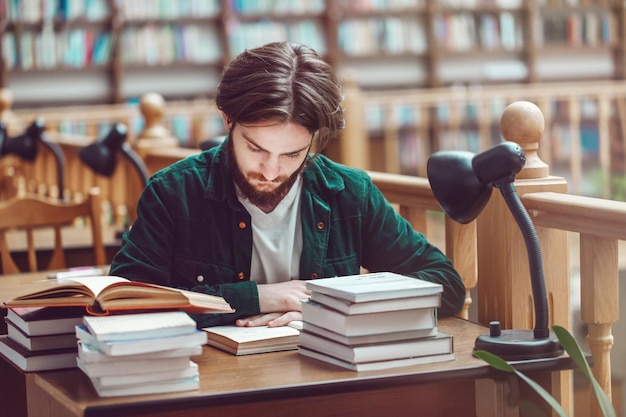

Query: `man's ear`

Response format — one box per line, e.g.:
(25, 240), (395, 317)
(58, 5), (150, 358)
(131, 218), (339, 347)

(220, 112), (232, 130)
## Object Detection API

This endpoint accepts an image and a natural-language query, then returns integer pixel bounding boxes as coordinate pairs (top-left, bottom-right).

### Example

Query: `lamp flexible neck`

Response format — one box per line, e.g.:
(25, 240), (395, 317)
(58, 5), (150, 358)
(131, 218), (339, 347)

(496, 180), (550, 339)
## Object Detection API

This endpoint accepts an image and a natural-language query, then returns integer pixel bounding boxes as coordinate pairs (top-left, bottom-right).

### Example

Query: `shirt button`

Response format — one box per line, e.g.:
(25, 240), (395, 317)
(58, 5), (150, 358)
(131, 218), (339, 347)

(310, 273), (318, 279)
(196, 275), (204, 282)
(317, 222), (325, 230)
(239, 221), (247, 229)
(238, 272), (245, 280)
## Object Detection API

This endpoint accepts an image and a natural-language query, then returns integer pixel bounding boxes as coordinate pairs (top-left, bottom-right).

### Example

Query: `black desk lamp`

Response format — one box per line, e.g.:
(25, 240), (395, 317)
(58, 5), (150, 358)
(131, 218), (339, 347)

(427, 141), (563, 360)
(0, 119), (66, 199)
(79, 123), (149, 238)
(78, 123), (148, 186)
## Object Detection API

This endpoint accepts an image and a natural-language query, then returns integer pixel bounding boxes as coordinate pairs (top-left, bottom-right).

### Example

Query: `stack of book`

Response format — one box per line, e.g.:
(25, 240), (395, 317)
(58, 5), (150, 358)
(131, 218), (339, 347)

(0, 306), (84, 372)
(75, 311), (207, 397)
(298, 272), (454, 371)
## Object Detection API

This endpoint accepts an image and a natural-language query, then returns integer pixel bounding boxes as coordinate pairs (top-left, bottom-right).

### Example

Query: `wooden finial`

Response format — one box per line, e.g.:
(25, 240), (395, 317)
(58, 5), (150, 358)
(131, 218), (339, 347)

(500, 100), (549, 179)
(136, 92), (178, 151)
(0, 88), (23, 136)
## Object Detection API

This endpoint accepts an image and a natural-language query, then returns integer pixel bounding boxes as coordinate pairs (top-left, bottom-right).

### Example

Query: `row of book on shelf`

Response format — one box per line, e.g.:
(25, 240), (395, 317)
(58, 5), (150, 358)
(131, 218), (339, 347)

(0, 272), (453, 397)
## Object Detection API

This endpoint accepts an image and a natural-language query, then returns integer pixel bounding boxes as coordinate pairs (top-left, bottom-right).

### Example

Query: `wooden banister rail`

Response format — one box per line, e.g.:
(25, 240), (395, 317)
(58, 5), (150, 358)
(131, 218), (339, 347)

(522, 191), (626, 416)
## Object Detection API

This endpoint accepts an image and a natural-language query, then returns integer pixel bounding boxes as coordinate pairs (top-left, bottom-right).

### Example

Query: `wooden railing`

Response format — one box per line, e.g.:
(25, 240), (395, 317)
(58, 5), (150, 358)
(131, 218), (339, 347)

(333, 77), (626, 200)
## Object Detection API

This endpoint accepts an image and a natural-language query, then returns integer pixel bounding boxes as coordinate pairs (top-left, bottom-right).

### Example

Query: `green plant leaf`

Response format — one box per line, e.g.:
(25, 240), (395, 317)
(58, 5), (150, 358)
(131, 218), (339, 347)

(552, 325), (617, 417)
(473, 350), (569, 417)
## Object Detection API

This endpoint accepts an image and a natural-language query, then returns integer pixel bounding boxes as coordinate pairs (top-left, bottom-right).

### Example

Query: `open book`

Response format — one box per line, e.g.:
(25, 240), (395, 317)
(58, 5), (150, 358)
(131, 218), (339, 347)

(3, 276), (234, 316)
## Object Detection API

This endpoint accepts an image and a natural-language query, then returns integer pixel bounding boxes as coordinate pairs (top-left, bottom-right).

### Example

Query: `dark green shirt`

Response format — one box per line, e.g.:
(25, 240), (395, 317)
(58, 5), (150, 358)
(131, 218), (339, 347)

(109, 141), (466, 327)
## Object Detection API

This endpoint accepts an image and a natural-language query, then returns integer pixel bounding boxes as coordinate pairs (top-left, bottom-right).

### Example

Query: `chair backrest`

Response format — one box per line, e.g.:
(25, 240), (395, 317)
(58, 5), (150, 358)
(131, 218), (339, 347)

(0, 187), (105, 273)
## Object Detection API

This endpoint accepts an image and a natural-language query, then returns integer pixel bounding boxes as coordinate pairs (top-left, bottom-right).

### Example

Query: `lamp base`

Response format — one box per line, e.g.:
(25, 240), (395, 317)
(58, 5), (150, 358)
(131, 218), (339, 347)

(474, 329), (563, 361)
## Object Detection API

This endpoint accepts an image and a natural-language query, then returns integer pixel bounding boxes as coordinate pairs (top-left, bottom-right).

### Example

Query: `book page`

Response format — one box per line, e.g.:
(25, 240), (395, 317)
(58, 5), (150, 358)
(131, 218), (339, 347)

(59, 276), (129, 298)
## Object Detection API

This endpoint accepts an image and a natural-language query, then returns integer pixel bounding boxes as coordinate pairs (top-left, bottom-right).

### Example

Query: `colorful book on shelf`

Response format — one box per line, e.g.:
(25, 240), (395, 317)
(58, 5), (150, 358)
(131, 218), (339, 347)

(301, 300), (436, 337)
(5, 306), (86, 336)
(309, 291), (441, 315)
(6, 320), (77, 351)
(3, 275), (234, 316)
(82, 311), (197, 342)
(305, 272), (443, 303)
(203, 321), (302, 356)
(0, 335), (76, 372)
(298, 331), (453, 364)
(298, 345), (455, 372)
(301, 321), (438, 346)
(75, 325), (208, 356)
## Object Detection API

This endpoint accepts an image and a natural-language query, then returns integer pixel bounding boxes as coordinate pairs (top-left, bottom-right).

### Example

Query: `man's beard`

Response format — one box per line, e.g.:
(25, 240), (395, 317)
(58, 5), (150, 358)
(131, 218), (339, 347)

(228, 139), (306, 212)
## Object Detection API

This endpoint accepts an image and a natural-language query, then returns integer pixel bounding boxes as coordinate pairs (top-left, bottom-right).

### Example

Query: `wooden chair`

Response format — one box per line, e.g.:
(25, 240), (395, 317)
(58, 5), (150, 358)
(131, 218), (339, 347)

(0, 187), (105, 273)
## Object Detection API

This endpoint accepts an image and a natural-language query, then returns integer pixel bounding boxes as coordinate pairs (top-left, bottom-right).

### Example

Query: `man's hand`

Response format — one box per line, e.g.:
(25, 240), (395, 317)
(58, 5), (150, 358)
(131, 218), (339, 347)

(235, 280), (310, 328)
(257, 280), (310, 313)
(236, 311), (302, 328)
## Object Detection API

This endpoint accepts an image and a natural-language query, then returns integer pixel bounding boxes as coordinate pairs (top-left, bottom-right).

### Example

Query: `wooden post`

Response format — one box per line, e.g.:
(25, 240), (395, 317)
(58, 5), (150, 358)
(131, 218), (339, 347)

(476, 101), (571, 413)
(336, 70), (369, 170)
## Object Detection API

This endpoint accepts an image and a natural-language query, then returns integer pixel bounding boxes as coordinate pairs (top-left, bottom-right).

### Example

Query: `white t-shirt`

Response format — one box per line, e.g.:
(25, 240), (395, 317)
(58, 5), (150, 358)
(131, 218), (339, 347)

(236, 176), (303, 284)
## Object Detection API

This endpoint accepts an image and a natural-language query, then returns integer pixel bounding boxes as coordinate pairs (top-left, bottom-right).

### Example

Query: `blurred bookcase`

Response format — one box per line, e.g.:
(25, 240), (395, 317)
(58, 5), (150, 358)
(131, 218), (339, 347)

(0, 0), (624, 108)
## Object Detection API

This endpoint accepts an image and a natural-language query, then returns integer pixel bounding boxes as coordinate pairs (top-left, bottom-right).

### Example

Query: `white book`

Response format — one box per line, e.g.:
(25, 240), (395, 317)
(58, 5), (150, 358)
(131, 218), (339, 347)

(301, 301), (436, 337)
(77, 341), (202, 363)
(91, 376), (200, 397)
(75, 325), (207, 356)
(6, 306), (85, 336)
(82, 311), (197, 341)
(310, 291), (441, 315)
(305, 272), (443, 303)
(298, 346), (455, 372)
(77, 354), (191, 377)
(92, 361), (199, 388)
(299, 331), (453, 363)
(301, 322), (438, 346)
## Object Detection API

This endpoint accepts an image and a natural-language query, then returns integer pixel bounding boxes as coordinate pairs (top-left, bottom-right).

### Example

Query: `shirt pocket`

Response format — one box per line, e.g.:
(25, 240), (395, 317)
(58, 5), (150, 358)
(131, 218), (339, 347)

(171, 257), (237, 288)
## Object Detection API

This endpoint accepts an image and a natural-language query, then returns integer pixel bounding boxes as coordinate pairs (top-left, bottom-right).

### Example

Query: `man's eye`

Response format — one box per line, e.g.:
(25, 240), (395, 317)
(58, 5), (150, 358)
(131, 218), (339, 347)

(248, 145), (263, 153)
(286, 153), (302, 159)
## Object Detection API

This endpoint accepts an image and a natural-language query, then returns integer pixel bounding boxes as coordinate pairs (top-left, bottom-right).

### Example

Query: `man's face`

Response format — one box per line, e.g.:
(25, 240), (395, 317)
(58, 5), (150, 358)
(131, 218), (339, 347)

(228, 120), (312, 212)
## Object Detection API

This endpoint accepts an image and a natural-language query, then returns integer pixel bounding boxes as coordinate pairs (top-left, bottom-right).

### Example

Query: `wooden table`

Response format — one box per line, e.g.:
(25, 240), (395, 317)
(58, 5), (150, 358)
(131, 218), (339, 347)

(0, 272), (574, 417)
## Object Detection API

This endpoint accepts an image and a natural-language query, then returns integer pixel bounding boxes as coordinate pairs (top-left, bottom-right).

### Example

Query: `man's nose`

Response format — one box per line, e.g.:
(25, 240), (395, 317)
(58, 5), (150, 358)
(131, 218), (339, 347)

(260, 156), (280, 181)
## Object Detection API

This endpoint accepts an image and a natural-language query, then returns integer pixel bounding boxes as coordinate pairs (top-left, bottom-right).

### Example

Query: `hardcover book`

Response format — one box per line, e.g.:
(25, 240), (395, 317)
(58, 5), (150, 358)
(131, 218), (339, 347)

(301, 321), (438, 346)
(75, 325), (208, 356)
(90, 361), (199, 389)
(82, 311), (197, 342)
(0, 335), (76, 372)
(305, 272), (443, 303)
(310, 291), (441, 315)
(6, 320), (77, 351)
(77, 341), (202, 363)
(91, 376), (200, 398)
(298, 331), (453, 363)
(203, 321), (302, 355)
(298, 345), (455, 372)
(301, 300), (436, 337)
(77, 354), (191, 377)
(5, 306), (85, 336)
(3, 275), (234, 316)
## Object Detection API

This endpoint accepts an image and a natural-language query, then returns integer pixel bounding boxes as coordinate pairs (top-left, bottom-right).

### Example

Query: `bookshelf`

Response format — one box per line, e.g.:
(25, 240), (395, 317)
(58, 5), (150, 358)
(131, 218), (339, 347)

(0, 0), (625, 108)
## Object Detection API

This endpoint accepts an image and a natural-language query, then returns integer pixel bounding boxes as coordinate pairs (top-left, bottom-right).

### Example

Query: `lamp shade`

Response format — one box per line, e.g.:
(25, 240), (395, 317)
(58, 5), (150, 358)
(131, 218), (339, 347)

(79, 123), (128, 177)
(1, 119), (45, 161)
(427, 142), (525, 224)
